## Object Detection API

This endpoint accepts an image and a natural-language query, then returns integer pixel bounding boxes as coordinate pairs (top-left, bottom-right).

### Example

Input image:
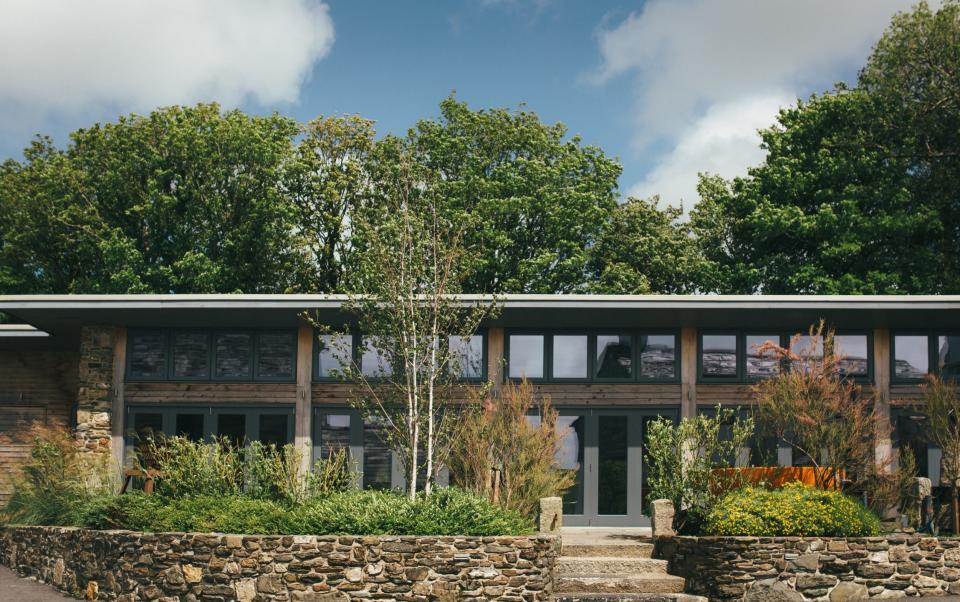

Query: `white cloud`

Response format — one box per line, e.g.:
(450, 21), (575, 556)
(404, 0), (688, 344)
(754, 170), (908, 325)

(591, 0), (936, 207)
(0, 0), (334, 119)
(629, 92), (791, 210)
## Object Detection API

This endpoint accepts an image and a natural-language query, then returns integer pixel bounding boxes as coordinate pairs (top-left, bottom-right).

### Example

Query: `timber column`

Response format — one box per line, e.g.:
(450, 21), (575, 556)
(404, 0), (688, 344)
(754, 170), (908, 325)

(76, 325), (118, 455)
(487, 327), (505, 394)
(680, 326), (697, 420)
(874, 327), (893, 470)
(296, 323), (314, 476)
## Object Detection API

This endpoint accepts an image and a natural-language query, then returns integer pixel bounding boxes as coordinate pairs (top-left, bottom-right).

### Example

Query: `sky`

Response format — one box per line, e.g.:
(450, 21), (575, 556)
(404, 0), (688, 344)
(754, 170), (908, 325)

(0, 0), (934, 209)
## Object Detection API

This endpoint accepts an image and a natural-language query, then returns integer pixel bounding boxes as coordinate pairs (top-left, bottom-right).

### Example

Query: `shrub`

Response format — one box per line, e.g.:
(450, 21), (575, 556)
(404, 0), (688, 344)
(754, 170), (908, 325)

(705, 482), (881, 537)
(142, 435), (243, 498)
(448, 380), (576, 518)
(77, 487), (532, 536)
(644, 406), (754, 534)
(2, 425), (115, 526)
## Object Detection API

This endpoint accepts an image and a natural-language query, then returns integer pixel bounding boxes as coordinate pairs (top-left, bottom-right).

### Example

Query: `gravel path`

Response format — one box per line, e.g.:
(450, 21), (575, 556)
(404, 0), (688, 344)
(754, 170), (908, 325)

(0, 565), (73, 601)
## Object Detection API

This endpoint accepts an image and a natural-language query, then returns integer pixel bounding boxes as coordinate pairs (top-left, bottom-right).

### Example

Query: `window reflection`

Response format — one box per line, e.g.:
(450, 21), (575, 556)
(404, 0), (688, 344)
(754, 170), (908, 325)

(701, 335), (737, 377)
(553, 335), (588, 379)
(745, 335), (780, 378)
(596, 335), (632, 379)
(895, 336), (928, 379)
(450, 335), (484, 379)
(509, 335), (544, 379)
(318, 334), (352, 378)
(938, 336), (960, 380)
(790, 335), (823, 373)
(835, 335), (869, 377)
(639, 335), (675, 379)
(361, 337), (392, 378)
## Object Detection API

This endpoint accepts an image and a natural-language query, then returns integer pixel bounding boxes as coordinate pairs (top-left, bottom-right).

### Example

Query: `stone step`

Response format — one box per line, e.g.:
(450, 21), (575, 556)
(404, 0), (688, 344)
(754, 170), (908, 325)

(553, 594), (706, 602)
(555, 574), (687, 595)
(557, 556), (670, 576)
(562, 544), (654, 558)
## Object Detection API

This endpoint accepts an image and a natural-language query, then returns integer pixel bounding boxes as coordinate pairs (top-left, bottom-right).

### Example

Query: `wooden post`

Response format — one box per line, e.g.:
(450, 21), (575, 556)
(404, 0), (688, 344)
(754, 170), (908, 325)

(681, 327), (697, 420)
(487, 327), (505, 394)
(874, 328), (893, 471)
(296, 323), (314, 478)
(111, 326), (127, 484)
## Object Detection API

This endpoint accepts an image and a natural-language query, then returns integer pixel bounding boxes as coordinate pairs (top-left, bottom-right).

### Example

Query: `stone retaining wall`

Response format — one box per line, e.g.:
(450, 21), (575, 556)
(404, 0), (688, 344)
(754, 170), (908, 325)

(656, 535), (960, 601)
(0, 526), (559, 601)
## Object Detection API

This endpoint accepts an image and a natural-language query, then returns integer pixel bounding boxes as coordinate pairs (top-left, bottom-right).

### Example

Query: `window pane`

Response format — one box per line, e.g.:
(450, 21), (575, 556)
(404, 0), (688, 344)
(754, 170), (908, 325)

(128, 331), (166, 379)
(450, 335), (484, 379)
(835, 335), (869, 377)
(895, 335), (929, 379)
(528, 414), (584, 515)
(217, 414), (247, 447)
(175, 413), (204, 441)
(640, 335), (676, 379)
(552, 335), (588, 379)
(318, 334), (352, 378)
(361, 337), (392, 378)
(172, 331), (210, 379)
(363, 418), (392, 490)
(509, 335), (544, 379)
(938, 336), (960, 380)
(215, 332), (252, 379)
(745, 334), (780, 378)
(132, 412), (163, 441)
(598, 415), (628, 515)
(259, 414), (289, 448)
(701, 334), (736, 377)
(790, 335), (823, 373)
(256, 332), (295, 380)
(596, 335), (632, 379)
(318, 414), (352, 460)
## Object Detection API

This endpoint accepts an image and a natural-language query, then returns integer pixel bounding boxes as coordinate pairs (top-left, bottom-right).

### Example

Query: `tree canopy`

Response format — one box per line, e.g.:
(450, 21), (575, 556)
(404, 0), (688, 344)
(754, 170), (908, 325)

(2, 1), (959, 296)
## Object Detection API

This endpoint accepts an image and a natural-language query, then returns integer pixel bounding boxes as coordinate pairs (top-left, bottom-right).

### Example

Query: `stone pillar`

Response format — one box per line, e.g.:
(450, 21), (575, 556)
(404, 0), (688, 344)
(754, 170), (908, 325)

(538, 496), (562, 533)
(76, 325), (117, 454)
(651, 499), (676, 538)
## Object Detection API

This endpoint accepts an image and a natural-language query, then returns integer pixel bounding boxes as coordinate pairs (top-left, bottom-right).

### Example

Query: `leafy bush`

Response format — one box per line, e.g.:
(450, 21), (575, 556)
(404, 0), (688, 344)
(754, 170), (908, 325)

(449, 380), (576, 518)
(139, 436), (355, 503)
(644, 406), (754, 534)
(78, 488), (532, 536)
(705, 483), (881, 536)
(2, 425), (115, 526)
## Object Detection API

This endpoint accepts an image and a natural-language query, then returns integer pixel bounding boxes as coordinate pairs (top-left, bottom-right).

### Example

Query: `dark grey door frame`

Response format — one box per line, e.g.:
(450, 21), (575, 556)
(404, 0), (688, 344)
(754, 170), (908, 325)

(560, 406), (679, 527)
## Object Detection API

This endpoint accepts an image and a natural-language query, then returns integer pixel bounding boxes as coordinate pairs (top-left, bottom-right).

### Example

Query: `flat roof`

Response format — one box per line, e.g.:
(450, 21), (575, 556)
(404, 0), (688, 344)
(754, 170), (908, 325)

(1, 294), (959, 351)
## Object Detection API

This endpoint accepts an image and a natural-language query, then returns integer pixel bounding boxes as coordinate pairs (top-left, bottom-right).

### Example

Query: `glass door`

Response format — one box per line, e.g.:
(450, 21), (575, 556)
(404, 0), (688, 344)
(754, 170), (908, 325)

(558, 408), (678, 527)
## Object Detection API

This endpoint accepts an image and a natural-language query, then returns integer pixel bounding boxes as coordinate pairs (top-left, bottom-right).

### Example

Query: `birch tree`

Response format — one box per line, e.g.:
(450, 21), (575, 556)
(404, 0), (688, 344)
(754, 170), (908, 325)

(317, 138), (495, 498)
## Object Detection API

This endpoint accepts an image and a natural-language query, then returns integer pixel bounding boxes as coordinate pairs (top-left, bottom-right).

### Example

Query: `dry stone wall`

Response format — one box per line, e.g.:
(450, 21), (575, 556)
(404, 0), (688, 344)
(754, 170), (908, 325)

(0, 526), (559, 602)
(657, 534), (960, 601)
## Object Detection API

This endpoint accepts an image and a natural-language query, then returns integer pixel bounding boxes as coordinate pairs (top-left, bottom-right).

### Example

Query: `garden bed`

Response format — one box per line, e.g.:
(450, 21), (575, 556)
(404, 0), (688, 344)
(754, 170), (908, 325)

(0, 525), (559, 602)
(655, 534), (960, 601)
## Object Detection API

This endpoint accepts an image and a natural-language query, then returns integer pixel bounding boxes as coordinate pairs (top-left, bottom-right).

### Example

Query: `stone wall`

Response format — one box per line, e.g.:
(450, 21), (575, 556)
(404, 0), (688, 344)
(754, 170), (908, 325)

(0, 526), (559, 602)
(76, 325), (116, 453)
(656, 535), (960, 601)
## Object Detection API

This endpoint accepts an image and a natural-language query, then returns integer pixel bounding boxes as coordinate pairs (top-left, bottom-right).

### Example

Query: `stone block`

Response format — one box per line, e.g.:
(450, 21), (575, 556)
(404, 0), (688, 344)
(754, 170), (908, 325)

(651, 499), (676, 539)
(829, 580), (868, 602)
(538, 497), (562, 533)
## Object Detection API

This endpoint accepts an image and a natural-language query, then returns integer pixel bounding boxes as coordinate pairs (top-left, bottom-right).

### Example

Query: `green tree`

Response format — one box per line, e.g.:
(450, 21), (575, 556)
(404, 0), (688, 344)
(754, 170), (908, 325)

(690, 1), (960, 294)
(588, 196), (702, 294)
(285, 115), (376, 292)
(0, 103), (307, 294)
(407, 97), (622, 293)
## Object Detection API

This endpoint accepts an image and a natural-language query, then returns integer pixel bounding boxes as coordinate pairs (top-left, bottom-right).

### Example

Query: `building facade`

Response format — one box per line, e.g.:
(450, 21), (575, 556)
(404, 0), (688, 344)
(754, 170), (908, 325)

(0, 294), (957, 526)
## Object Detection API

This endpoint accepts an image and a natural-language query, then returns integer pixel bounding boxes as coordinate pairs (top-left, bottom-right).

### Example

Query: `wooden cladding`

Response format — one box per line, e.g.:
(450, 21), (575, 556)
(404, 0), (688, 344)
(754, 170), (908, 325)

(0, 351), (78, 504)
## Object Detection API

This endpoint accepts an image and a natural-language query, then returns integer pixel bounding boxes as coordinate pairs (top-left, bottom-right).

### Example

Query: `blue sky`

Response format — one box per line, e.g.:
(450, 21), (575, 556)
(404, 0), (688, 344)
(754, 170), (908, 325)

(0, 0), (931, 208)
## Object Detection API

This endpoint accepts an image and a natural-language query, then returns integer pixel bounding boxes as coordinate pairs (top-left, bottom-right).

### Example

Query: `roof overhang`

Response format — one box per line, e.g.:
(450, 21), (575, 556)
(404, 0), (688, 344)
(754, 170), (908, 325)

(2, 294), (959, 351)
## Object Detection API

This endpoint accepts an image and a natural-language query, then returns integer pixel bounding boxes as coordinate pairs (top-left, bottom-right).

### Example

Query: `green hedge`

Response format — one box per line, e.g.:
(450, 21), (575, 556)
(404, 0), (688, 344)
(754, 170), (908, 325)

(705, 483), (881, 537)
(77, 487), (533, 536)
